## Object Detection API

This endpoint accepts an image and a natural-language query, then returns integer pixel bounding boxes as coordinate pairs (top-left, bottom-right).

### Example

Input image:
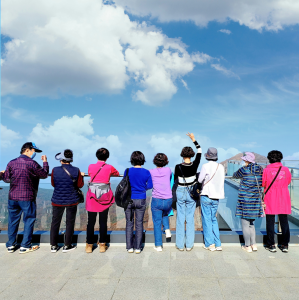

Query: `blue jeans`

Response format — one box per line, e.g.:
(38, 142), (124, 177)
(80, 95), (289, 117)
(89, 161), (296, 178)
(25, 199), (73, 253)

(176, 186), (196, 249)
(151, 197), (172, 246)
(125, 199), (146, 250)
(6, 200), (36, 248)
(201, 195), (221, 247)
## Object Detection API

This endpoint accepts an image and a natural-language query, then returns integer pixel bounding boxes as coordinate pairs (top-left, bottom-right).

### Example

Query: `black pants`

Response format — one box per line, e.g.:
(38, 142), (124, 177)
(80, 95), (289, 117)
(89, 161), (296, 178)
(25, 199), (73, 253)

(125, 199), (146, 250)
(266, 214), (290, 246)
(50, 205), (77, 246)
(86, 208), (109, 244)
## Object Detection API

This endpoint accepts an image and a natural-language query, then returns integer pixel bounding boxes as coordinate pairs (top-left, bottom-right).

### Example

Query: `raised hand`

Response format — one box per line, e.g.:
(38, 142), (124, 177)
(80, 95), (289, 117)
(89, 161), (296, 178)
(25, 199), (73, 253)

(186, 132), (195, 142)
(41, 155), (47, 162)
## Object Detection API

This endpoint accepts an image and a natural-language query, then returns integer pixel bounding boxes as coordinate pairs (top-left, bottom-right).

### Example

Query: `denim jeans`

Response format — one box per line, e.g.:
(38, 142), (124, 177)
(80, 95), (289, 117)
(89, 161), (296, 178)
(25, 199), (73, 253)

(201, 195), (221, 247)
(151, 197), (172, 247)
(176, 186), (196, 249)
(125, 199), (146, 250)
(6, 200), (36, 248)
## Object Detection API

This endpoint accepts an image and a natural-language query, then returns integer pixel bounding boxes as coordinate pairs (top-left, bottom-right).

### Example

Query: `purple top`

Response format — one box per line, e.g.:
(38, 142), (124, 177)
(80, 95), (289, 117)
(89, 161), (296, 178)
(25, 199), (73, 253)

(2, 155), (49, 201)
(149, 167), (172, 199)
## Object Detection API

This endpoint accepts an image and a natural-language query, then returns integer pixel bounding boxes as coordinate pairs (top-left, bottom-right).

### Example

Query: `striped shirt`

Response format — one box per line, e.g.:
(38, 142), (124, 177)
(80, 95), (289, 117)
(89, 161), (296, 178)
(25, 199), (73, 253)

(174, 141), (202, 187)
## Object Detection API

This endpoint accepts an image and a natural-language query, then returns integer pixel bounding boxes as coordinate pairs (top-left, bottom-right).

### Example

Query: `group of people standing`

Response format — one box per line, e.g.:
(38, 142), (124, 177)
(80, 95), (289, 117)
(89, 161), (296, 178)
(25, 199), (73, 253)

(0, 134), (293, 254)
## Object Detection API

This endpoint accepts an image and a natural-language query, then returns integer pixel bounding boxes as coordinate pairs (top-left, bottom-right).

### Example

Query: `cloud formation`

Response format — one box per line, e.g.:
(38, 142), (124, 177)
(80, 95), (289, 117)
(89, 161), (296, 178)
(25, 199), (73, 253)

(115, 0), (299, 31)
(211, 64), (240, 80)
(1, 124), (21, 148)
(219, 29), (232, 35)
(1, 0), (211, 105)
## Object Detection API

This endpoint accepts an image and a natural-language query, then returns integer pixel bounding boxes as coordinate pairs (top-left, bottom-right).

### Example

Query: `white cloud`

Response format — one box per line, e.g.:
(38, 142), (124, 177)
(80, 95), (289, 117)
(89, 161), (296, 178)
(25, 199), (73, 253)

(1, 124), (21, 148)
(219, 29), (232, 35)
(181, 79), (190, 91)
(284, 152), (299, 160)
(211, 64), (240, 80)
(115, 0), (299, 31)
(1, 0), (211, 105)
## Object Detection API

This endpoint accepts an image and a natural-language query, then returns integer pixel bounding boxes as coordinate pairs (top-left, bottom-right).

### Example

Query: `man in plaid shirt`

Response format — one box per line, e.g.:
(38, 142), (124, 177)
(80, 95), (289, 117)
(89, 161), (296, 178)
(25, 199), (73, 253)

(1, 142), (49, 254)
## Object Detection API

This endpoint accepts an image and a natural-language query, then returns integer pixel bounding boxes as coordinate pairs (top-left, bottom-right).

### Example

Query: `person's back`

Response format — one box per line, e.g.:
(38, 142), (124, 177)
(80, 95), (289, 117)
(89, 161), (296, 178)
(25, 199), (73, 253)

(150, 167), (172, 199)
(88, 161), (119, 184)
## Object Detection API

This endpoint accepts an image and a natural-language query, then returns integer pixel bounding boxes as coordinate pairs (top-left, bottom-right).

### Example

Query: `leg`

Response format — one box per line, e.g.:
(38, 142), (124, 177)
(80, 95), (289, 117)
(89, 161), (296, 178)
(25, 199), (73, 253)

(176, 187), (186, 249)
(6, 200), (22, 248)
(248, 219), (256, 246)
(86, 212), (97, 244)
(50, 206), (65, 246)
(65, 205), (77, 246)
(201, 196), (213, 247)
(210, 200), (221, 247)
(185, 193), (196, 249)
(134, 199), (146, 250)
(266, 215), (276, 246)
(151, 198), (163, 247)
(98, 208), (109, 243)
(241, 218), (251, 247)
(279, 214), (290, 246)
(162, 198), (172, 231)
(125, 202), (134, 249)
(20, 201), (37, 248)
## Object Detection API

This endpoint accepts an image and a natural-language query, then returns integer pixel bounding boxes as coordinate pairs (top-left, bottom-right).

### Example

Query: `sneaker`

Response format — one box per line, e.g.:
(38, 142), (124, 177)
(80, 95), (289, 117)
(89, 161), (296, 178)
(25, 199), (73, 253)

(51, 245), (59, 253)
(135, 249), (141, 254)
(127, 248), (134, 253)
(203, 245), (216, 252)
(7, 246), (16, 253)
(216, 246), (223, 251)
(251, 244), (258, 252)
(165, 229), (172, 238)
(62, 245), (77, 253)
(265, 245), (277, 253)
(279, 245), (289, 253)
(242, 246), (252, 253)
(186, 247), (193, 252)
(175, 245), (184, 251)
(19, 245), (39, 254)
(154, 246), (163, 252)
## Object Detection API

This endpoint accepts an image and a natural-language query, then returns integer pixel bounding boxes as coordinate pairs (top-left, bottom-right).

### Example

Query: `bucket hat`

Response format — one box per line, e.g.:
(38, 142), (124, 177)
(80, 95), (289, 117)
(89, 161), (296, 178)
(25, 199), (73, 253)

(241, 152), (255, 164)
(204, 147), (218, 160)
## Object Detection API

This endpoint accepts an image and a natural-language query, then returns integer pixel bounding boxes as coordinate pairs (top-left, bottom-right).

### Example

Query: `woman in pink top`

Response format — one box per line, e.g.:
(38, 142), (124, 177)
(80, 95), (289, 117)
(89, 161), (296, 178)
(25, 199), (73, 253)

(263, 150), (292, 253)
(85, 148), (119, 253)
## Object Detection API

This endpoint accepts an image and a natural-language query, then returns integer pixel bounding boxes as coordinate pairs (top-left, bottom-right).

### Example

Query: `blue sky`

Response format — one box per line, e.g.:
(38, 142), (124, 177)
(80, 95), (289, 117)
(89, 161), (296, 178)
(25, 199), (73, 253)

(1, 0), (299, 172)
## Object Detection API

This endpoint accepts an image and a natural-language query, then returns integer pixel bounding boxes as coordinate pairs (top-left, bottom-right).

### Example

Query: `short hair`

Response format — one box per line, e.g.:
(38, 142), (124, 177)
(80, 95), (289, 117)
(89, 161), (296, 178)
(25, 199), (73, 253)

(153, 153), (169, 167)
(130, 151), (145, 166)
(62, 149), (73, 163)
(180, 146), (195, 158)
(267, 150), (283, 164)
(20, 142), (33, 154)
(96, 148), (110, 161)
(206, 158), (218, 162)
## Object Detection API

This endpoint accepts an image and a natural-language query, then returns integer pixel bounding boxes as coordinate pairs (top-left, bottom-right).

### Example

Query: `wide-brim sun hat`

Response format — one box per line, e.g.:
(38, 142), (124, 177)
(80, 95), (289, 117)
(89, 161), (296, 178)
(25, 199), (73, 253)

(55, 149), (73, 161)
(241, 152), (255, 164)
(204, 147), (218, 160)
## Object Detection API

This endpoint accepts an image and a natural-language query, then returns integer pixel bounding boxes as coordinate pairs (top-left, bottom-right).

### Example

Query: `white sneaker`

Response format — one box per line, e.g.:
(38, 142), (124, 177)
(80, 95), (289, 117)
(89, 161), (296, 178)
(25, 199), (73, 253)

(135, 249), (141, 254)
(203, 245), (216, 252)
(186, 247), (193, 252)
(127, 248), (134, 253)
(154, 246), (163, 252)
(216, 247), (222, 251)
(165, 229), (172, 238)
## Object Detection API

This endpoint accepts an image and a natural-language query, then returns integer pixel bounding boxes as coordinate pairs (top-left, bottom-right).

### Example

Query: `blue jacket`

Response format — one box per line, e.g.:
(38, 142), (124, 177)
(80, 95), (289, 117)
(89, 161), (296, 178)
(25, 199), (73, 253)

(51, 164), (83, 205)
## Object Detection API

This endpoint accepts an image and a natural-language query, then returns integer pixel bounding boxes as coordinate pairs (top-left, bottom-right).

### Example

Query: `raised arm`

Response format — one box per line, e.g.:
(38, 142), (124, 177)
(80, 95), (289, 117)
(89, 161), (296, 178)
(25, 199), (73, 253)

(186, 133), (202, 170)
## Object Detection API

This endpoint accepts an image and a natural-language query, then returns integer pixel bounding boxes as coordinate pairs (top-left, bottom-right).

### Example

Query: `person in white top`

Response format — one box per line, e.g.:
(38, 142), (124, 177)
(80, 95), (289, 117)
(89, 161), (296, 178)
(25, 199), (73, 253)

(198, 147), (225, 252)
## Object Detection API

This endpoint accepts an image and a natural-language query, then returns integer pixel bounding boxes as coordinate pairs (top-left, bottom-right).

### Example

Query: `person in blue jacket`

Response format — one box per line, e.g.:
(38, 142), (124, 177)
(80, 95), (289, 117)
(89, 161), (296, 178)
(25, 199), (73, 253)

(124, 151), (153, 254)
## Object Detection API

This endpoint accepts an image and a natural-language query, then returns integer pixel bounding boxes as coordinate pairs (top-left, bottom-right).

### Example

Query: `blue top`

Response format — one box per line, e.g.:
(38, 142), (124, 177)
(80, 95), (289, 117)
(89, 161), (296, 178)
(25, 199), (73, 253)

(124, 167), (153, 199)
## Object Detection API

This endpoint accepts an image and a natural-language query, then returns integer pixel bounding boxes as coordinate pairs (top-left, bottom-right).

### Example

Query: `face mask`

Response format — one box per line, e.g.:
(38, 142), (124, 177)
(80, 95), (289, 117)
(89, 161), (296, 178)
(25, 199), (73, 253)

(31, 152), (36, 159)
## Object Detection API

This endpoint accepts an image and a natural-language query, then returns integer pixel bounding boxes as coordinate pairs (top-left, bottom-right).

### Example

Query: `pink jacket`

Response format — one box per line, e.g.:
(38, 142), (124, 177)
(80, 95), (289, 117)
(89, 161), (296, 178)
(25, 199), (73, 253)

(262, 162), (292, 215)
(86, 161), (119, 212)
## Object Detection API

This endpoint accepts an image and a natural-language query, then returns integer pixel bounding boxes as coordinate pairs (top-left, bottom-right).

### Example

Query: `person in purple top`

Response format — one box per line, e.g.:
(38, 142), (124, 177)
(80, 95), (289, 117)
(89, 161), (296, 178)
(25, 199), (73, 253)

(150, 153), (173, 252)
(1, 142), (49, 254)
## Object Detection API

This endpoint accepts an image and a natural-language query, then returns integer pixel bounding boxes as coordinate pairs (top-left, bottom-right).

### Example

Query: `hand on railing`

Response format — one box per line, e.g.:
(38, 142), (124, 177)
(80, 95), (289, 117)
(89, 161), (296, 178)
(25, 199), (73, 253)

(81, 172), (85, 176)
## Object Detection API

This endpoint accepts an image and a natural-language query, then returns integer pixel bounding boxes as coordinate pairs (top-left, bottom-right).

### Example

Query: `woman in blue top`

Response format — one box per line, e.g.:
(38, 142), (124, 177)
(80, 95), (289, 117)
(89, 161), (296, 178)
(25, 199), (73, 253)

(124, 151), (153, 254)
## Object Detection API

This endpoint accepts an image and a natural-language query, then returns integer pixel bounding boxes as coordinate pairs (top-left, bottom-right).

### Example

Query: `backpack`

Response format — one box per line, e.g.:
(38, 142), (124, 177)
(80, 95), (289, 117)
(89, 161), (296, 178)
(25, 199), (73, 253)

(115, 168), (132, 209)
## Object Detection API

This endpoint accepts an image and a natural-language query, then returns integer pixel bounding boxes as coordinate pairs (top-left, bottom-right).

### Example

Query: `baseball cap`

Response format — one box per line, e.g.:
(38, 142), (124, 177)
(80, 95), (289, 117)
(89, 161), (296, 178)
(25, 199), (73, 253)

(20, 142), (42, 153)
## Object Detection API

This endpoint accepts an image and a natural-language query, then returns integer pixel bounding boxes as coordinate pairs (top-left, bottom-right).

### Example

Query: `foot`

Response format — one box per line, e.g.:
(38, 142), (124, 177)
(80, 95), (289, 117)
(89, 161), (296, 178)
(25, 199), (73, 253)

(62, 245), (77, 253)
(265, 245), (277, 253)
(279, 245), (288, 253)
(135, 249), (141, 254)
(85, 243), (93, 254)
(19, 245), (39, 254)
(175, 245), (184, 251)
(127, 248), (134, 253)
(51, 245), (59, 253)
(216, 246), (222, 251)
(251, 244), (258, 252)
(242, 246), (252, 253)
(154, 246), (163, 252)
(186, 247), (193, 252)
(165, 229), (172, 238)
(7, 246), (16, 253)
(203, 244), (216, 252)
(98, 243), (108, 253)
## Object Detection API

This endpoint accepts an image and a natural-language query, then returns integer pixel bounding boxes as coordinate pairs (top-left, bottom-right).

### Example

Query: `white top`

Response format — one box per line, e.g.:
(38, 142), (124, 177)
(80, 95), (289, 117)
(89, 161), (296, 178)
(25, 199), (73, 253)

(198, 161), (225, 199)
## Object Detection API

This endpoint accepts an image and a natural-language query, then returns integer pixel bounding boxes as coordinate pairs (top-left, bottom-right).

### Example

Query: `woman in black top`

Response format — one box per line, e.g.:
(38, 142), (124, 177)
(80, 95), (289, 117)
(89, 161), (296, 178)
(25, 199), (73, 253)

(174, 133), (202, 251)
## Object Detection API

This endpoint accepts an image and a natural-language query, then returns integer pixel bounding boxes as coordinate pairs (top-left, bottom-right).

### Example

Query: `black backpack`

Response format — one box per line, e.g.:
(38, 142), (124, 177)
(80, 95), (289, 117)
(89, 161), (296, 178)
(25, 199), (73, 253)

(115, 168), (132, 209)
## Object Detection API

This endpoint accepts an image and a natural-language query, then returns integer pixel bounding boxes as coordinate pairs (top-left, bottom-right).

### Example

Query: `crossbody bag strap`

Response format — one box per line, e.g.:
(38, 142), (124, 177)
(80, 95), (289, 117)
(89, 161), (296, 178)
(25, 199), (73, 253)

(265, 166), (282, 195)
(62, 166), (76, 183)
(203, 164), (219, 187)
(91, 163), (106, 182)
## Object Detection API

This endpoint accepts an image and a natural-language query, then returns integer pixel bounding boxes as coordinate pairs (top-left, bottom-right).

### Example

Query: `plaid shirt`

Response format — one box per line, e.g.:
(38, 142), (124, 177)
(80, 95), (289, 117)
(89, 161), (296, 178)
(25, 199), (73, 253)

(2, 155), (49, 201)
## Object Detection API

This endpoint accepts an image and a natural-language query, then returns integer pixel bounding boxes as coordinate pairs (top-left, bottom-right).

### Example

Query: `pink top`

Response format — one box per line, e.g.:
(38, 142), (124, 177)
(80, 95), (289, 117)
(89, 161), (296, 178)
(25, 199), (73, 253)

(262, 162), (292, 215)
(86, 161), (119, 212)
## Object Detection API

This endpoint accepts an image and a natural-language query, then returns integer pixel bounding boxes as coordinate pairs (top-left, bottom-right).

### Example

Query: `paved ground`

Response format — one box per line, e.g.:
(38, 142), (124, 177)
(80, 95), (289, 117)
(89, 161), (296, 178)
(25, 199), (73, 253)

(1, 243), (299, 300)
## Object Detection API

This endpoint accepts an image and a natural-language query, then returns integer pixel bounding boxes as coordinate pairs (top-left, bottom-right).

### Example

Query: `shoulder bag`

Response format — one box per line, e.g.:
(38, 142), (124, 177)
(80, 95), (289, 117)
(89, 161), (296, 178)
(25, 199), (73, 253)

(62, 167), (85, 204)
(115, 168), (133, 210)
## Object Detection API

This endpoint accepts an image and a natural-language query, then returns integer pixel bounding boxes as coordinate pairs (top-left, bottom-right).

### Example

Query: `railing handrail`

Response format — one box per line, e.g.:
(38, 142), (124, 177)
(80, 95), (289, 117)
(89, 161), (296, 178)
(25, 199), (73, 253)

(227, 160), (299, 170)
